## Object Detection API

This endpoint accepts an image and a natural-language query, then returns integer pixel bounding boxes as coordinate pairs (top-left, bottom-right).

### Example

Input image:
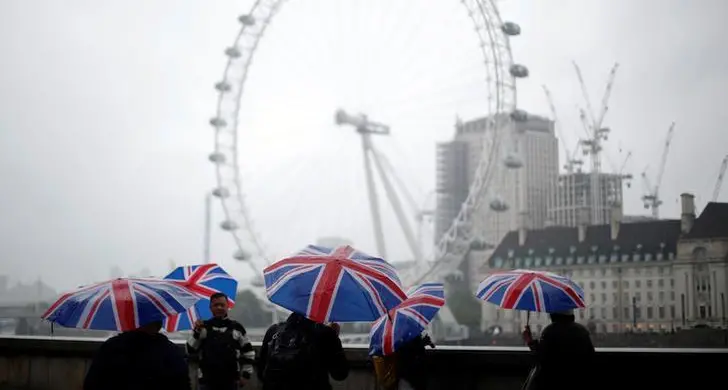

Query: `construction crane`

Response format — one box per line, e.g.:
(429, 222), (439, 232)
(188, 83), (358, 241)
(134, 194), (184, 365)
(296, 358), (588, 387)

(618, 150), (633, 188)
(641, 122), (676, 219)
(542, 85), (583, 173)
(712, 154), (728, 202)
(572, 61), (619, 224)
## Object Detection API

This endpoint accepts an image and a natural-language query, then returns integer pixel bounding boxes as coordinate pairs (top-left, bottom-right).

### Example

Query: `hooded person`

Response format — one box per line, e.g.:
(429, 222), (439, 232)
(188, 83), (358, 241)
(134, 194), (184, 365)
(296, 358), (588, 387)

(83, 319), (191, 390)
(521, 309), (595, 390)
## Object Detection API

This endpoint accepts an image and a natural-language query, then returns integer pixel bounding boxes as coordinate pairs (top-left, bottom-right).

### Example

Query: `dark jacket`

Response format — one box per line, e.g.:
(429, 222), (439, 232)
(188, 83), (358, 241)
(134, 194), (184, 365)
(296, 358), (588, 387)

(257, 313), (349, 390)
(397, 334), (433, 390)
(83, 330), (190, 390)
(186, 316), (256, 384)
(526, 315), (595, 390)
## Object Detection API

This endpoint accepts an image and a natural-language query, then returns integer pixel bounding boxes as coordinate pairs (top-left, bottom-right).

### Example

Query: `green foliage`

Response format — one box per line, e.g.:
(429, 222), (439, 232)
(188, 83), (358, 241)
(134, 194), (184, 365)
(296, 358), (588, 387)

(447, 282), (482, 329)
(229, 289), (274, 328)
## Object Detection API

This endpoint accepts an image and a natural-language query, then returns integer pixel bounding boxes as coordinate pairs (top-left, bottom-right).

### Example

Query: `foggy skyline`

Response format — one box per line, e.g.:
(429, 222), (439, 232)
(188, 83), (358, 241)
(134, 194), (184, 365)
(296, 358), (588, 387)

(1, 0), (727, 291)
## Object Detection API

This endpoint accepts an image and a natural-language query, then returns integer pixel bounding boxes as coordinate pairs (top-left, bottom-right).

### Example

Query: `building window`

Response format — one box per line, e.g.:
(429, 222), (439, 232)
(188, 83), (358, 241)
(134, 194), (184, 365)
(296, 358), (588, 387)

(610, 254), (618, 263)
(670, 291), (675, 301)
(588, 255), (596, 264)
(645, 253), (652, 262)
(623, 281), (629, 288)
(535, 257), (542, 267)
(612, 280), (618, 289)
(700, 306), (707, 319)
(601, 307), (607, 319)
(670, 305), (676, 318)
(589, 281), (595, 290)
(657, 253), (663, 261)
(647, 280), (653, 288)
(636, 280), (641, 288)
(659, 291), (665, 302)
(599, 255), (607, 263)
(622, 254), (629, 262)
(589, 308), (595, 319)
(613, 307), (618, 319)
(658, 279), (664, 288)
(590, 294), (596, 303)
(670, 279), (675, 288)
(545, 256), (552, 265)
(636, 292), (642, 301)
(601, 281), (607, 289)
(624, 307), (629, 319)
(577, 256), (585, 264)
(647, 307), (654, 319)
(647, 292), (653, 302)
(602, 293), (607, 303)
(613, 293), (618, 302)
(658, 306), (665, 319)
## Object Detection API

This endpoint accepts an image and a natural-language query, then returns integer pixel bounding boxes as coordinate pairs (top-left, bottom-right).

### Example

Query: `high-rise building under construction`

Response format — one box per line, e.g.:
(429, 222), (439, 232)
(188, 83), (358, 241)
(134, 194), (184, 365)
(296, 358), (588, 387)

(435, 114), (558, 247)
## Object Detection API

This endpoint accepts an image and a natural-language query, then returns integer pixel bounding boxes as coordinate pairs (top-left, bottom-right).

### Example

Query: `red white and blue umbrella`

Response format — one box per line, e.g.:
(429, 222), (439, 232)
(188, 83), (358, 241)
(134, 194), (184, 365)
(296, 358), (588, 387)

(162, 263), (238, 332)
(42, 278), (201, 332)
(475, 269), (586, 313)
(263, 245), (407, 323)
(369, 282), (445, 357)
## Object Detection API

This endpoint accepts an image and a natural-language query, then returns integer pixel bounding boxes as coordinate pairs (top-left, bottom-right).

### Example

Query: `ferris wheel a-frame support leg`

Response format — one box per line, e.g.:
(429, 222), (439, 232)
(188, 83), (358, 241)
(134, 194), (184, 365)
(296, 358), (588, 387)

(361, 133), (388, 259)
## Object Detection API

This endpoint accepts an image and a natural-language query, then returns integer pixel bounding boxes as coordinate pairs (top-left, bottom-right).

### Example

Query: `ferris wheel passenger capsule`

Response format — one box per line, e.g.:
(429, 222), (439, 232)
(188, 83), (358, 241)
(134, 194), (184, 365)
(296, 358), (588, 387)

(509, 64), (529, 78)
(220, 220), (239, 231)
(510, 109), (529, 122)
(215, 81), (232, 92)
(208, 152), (227, 164)
(233, 248), (251, 261)
(238, 15), (256, 26)
(210, 117), (227, 128)
(501, 22), (521, 36)
(504, 153), (523, 169)
(489, 197), (509, 212)
(225, 47), (242, 58)
(212, 187), (230, 198)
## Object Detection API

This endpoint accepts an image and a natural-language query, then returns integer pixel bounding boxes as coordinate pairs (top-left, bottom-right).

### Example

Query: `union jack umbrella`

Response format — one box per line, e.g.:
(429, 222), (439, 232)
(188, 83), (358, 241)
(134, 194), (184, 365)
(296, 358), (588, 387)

(263, 245), (407, 323)
(475, 269), (586, 313)
(369, 282), (445, 356)
(162, 263), (238, 332)
(41, 278), (201, 332)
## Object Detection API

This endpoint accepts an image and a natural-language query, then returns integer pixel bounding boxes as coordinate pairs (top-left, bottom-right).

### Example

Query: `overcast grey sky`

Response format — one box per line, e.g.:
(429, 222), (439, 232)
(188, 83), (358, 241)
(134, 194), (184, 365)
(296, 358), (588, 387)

(1, 0), (726, 291)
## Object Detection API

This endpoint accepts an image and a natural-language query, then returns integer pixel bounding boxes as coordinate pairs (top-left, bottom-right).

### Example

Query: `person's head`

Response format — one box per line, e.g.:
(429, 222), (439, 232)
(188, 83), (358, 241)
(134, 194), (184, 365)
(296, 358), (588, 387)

(209, 292), (229, 318)
(138, 320), (163, 334)
(549, 309), (575, 323)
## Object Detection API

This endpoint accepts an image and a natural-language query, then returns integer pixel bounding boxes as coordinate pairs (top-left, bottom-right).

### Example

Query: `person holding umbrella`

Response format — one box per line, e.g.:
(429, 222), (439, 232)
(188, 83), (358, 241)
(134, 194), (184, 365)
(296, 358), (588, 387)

(257, 244), (410, 389)
(521, 309), (595, 390)
(475, 270), (594, 390)
(41, 277), (202, 390)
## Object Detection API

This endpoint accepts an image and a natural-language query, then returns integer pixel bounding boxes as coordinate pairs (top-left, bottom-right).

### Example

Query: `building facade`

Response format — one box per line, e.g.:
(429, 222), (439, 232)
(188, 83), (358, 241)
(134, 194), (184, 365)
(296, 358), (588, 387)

(479, 194), (728, 334)
(434, 115), (558, 248)
(548, 172), (625, 227)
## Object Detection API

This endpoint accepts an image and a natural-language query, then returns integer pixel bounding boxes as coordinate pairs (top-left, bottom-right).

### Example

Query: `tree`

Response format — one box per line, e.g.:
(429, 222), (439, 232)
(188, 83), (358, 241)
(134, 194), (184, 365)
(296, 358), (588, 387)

(229, 290), (274, 328)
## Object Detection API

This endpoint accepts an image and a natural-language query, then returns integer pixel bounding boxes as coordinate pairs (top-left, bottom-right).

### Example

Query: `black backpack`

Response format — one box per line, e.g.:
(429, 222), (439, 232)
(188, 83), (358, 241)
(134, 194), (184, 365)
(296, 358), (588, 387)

(200, 323), (239, 380)
(263, 322), (319, 384)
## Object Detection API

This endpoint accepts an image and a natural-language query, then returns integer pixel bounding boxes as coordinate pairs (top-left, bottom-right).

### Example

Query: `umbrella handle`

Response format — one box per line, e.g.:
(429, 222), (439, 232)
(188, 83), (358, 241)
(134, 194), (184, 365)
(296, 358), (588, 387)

(526, 311), (530, 326)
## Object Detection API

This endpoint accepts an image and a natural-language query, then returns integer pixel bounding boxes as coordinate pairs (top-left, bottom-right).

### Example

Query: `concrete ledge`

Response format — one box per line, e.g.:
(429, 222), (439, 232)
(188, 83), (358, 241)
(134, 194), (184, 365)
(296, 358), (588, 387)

(1, 336), (727, 390)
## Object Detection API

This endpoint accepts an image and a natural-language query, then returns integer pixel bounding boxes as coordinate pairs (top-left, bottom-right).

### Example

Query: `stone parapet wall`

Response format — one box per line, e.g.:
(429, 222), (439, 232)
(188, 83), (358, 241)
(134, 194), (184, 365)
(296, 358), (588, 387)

(1, 336), (726, 390)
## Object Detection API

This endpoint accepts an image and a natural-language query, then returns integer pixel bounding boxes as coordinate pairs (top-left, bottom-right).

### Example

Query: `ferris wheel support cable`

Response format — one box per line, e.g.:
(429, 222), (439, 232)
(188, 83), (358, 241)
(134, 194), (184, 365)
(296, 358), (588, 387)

(369, 143), (424, 264)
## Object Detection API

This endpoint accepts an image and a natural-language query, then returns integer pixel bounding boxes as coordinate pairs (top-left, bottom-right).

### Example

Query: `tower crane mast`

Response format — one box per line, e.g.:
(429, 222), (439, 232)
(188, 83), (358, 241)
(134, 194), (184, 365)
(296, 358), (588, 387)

(572, 61), (619, 224)
(641, 122), (676, 219)
(542, 85), (583, 173)
(712, 154), (728, 202)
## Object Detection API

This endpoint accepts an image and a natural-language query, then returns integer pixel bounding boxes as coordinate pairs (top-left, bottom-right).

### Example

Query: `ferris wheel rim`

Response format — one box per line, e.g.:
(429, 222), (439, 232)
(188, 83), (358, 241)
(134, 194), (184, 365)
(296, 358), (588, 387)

(209, 0), (522, 281)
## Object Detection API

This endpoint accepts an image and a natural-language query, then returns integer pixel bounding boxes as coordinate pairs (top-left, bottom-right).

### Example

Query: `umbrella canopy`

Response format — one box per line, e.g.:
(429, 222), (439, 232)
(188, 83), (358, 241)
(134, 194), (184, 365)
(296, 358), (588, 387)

(42, 278), (201, 332)
(369, 282), (445, 357)
(263, 244), (407, 323)
(475, 269), (586, 313)
(162, 263), (238, 332)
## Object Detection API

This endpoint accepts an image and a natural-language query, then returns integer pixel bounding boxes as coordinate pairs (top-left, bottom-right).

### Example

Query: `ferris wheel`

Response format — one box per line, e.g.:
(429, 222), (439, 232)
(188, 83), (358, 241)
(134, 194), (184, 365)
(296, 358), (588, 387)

(207, 0), (529, 289)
